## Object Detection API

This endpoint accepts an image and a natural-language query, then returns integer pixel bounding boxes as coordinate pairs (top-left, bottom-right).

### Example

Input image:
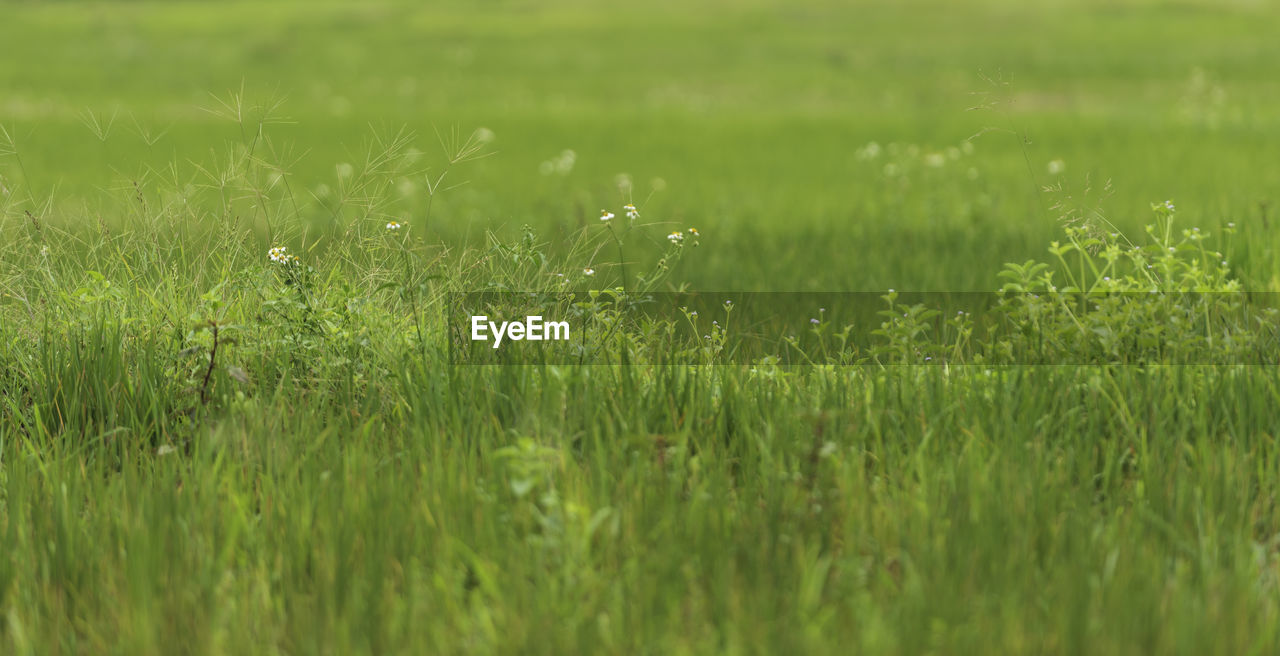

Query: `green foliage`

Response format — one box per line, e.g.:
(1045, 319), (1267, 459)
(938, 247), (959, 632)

(987, 203), (1277, 364)
(3, 0), (1280, 654)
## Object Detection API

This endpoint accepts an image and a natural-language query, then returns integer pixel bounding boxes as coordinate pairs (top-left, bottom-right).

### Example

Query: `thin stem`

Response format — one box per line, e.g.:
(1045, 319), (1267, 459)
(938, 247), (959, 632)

(199, 321), (219, 405)
(608, 222), (628, 293)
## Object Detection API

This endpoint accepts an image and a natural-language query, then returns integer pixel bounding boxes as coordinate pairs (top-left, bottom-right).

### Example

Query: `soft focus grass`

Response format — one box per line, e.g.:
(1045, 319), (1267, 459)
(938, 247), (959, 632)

(3, 0), (1280, 653)
(5, 0), (1280, 290)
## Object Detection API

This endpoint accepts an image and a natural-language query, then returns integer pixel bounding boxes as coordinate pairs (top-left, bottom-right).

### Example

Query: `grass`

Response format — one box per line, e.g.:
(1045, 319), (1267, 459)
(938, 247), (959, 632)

(3, 0), (1280, 653)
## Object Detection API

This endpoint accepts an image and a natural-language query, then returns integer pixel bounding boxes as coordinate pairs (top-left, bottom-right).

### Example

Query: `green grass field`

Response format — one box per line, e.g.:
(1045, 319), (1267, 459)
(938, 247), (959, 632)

(4, 0), (1280, 653)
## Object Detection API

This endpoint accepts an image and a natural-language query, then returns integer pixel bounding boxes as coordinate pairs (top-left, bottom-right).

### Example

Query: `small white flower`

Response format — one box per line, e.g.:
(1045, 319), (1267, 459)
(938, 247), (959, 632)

(1228, 222), (1236, 228)
(624, 203), (639, 220)
(385, 221), (403, 231)
(556, 150), (576, 174)
(600, 210), (614, 222)
(856, 141), (882, 160)
(541, 149), (577, 175)
(667, 231), (684, 244)
(1164, 200), (1176, 212)
(583, 267), (595, 276)
(268, 247), (299, 265)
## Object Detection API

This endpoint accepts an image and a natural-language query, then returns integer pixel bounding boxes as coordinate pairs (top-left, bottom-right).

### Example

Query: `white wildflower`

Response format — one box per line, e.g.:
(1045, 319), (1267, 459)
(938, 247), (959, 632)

(268, 246), (297, 265)
(856, 141), (882, 160)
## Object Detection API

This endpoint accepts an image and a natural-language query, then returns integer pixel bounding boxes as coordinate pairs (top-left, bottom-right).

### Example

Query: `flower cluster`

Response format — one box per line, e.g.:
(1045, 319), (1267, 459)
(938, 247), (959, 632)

(602, 204), (643, 222)
(857, 139), (977, 181)
(268, 246), (299, 265)
(539, 149), (576, 176)
(667, 228), (700, 245)
(386, 221), (403, 231)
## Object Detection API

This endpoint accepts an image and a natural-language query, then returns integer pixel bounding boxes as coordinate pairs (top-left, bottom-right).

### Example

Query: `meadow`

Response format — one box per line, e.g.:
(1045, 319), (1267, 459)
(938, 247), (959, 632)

(2, 0), (1280, 653)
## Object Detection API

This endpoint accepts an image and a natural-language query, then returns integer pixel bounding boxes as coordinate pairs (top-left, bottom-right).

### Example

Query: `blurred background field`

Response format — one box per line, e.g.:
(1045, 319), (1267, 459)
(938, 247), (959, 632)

(4, 0), (1280, 290)
(6, 2), (1280, 654)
